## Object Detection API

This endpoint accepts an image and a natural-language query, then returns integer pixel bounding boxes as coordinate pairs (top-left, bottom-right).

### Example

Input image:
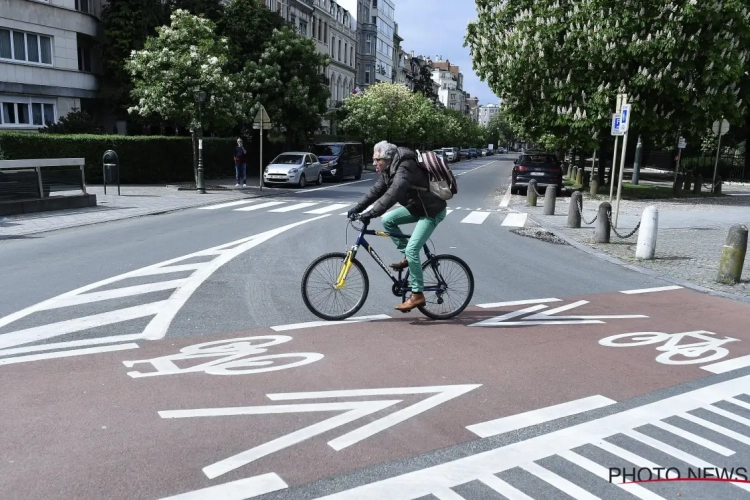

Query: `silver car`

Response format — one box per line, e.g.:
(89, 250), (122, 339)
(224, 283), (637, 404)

(263, 152), (323, 188)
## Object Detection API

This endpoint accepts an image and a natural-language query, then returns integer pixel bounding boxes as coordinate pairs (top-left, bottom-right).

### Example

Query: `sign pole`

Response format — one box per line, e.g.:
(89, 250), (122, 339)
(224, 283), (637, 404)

(712, 119), (723, 194)
(609, 94), (623, 201)
(613, 94), (629, 228)
(259, 117), (263, 192)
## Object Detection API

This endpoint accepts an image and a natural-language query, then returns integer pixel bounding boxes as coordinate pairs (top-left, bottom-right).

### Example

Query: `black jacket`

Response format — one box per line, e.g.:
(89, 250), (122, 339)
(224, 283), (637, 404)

(354, 147), (447, 218)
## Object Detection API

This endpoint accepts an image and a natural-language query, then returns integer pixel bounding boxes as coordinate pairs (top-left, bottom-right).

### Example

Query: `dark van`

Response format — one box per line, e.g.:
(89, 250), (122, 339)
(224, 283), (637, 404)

(311, 142), (364, 181)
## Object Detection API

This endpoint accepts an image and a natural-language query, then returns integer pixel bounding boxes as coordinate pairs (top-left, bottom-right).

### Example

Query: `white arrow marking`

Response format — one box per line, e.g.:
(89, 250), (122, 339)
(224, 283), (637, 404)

(159, 472), (288, 499)
(469, 300), (648, 327)
(158, 384), (481, 479)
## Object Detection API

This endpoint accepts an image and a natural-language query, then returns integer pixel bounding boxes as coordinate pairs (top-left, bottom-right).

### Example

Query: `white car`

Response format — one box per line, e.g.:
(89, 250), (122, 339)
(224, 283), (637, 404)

(441, 147), (457, 162)
(263, 152), (323, 188)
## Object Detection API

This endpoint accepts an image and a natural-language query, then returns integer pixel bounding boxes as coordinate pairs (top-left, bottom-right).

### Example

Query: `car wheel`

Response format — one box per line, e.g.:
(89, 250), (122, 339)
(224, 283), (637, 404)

(316, 172), (323, 185)
(298, 174), (306, 188)
(355, 166), (362, 180)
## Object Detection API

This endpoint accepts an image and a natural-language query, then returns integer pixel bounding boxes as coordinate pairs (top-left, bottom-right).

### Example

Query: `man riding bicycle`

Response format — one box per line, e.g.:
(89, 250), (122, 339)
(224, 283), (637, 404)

(347, 140), (448, 312)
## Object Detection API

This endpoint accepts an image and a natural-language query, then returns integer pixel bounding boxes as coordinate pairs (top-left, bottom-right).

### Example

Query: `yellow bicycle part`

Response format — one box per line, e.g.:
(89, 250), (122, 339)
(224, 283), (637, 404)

(334, 252), (353, 289)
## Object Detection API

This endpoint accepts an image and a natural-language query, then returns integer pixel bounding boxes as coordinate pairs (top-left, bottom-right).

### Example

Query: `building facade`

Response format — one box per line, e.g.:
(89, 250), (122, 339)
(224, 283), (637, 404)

(431, 59), (465, 113)
(0, 0), (101, 131)
(263, 0), (315, 38)
(354, 0), (395, 89)
(466, 94), (479, 122)
(478, 103), (500, 127)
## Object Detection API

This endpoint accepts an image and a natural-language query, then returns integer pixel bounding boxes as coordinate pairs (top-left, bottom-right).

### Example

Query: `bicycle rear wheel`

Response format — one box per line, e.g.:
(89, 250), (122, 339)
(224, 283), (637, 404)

(417, 254), (474, 320)
(301, 252), (369, 321)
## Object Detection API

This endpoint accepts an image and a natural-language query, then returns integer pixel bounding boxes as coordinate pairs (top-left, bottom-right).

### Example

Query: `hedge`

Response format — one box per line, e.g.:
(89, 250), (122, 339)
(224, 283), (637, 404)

(0, 133), (239, 184)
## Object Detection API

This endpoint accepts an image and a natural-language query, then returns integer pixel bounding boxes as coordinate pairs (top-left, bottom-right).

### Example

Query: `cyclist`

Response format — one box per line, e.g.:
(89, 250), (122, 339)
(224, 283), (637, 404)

(347, 140), (448, 312)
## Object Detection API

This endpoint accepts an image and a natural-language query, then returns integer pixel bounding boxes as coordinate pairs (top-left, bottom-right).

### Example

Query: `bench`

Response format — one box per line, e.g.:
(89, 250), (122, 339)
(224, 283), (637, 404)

(0, 158), (86, 202)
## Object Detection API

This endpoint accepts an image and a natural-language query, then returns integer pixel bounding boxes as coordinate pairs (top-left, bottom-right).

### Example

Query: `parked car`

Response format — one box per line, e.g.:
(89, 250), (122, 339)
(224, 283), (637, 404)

(469, 148), (478, 158)
(511, 153), (564, 195)
(448, 147), (461, 162)
(441, 147), (457, 162)
(310, 142), (364, 181)
(432, 149), (450, 163)
(459, 148), (471, 159)
(263, 152), (322, 188)
(479, 148), (488, 157)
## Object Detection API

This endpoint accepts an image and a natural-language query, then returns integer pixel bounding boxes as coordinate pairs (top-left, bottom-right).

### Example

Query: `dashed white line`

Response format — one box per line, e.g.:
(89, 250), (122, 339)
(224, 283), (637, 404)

(306, 203), (351, 214)
(499, 183), (513, 208)
(234, 201), (286, 211)
(199, 200), (257, 210)
(271, 314), (391, 332)
(619, 285), (683, 294)
(461, 211), (491, 224)
(269, 202), (318, 212)
(501, 213), (528, 227)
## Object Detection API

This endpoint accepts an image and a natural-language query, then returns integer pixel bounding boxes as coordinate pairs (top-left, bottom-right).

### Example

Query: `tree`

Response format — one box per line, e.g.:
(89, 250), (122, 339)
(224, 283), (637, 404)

(168, 0), (223, 22)
(126, 10), (245, 181)
(412, 65), (438, 102)
(100, 0), (169, 119)
(218, 0), (287, 74)
(38, 108), (104, 134)
(486, 110), (517, 149)
(241, 26), (330, 146)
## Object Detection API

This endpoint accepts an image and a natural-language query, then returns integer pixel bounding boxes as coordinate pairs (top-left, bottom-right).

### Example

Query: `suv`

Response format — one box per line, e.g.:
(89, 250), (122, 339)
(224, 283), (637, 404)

(311, 142), (364, 181)
(511, 153), (563, 195)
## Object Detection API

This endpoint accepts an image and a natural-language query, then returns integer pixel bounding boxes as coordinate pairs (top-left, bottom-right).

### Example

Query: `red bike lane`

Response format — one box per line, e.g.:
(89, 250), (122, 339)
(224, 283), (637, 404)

(2, 286), (750, 499)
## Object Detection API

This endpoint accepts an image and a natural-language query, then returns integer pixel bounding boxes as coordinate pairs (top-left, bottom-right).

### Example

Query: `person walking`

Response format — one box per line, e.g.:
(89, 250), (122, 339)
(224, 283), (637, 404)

(234, 137), (247, 188)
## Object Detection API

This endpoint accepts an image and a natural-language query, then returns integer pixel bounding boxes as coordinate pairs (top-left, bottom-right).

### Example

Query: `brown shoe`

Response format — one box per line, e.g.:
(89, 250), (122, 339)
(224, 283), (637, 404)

(395, 292), (426, 312)
(390, 258), (409, 270)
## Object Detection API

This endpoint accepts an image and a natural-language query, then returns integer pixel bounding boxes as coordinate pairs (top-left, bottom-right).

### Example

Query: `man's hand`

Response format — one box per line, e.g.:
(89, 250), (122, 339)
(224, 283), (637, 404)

(359, 212), (372, 225)
(346, 207), (359, 220)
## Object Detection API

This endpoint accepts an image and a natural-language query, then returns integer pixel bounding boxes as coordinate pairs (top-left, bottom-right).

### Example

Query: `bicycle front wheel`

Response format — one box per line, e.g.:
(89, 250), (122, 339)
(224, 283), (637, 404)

(418, 254), (474, 320)
(301, 252), (369, 321)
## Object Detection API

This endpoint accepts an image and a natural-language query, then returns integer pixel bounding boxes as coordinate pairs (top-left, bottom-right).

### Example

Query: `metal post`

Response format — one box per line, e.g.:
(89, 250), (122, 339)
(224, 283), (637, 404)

(712, 120), (723, 194)
(260, 118), (264, 191)
(197, 137), (205, 194)
(613, 93), (629, 228)
(36, 166), (44, 199)
(632, 135), (642, 185)
(80, 164), (87, 194)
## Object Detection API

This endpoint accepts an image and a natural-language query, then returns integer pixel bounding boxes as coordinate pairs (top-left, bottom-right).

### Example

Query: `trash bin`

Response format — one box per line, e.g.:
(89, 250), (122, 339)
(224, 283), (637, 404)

(102, 150), (120, 195)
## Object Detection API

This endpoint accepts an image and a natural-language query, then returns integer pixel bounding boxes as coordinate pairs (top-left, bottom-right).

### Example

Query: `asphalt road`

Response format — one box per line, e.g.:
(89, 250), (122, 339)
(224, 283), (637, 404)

(3, 154), (750, 500)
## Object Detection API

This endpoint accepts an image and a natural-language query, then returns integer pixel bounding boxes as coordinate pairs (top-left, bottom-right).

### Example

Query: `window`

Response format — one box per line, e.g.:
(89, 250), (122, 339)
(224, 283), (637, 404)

(0, 28), (52, 65)
(372, 0), (377, 6)
(350, 47), (354, 67)
(344, 43), (347, 64)
(338, 39), (341, 61)
(78, 46), (91, 72)
(318, 19), (322, 41)
(75, 0), (91, 13)
(0, 96), (56, 128)
(331, 36), (335, 57)
(365, 68), (370, 84)
(312, 16), (316, 38)
(300, 19), (307, 36)
(376, 18), (393, 37)
(324, 23), (328, 43)
(365, 35), (371, 55)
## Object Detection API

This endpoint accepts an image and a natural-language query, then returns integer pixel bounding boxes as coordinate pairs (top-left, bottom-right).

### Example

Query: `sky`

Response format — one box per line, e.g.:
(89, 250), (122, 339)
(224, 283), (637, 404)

(336, 0), (501, 106)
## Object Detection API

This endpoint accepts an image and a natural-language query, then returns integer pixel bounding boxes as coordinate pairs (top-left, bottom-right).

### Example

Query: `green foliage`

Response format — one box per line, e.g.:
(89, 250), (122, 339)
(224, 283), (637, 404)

(465, 0), (750, 150)
(0, 133), (236, 183)
(38, 108), (104, 135)
(485, 110), (517, 147)
(168, 0), (223, 22)
(219, 0), (287, 74)
(412, 65), (438, 102)
(125, 10), (245, 132)
(100, 0), (170, 118)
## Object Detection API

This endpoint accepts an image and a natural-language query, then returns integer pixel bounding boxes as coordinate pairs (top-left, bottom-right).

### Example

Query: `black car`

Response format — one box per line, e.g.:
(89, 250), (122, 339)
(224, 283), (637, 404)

(310, 142), (364, 181)
(511, 153), (564, 195)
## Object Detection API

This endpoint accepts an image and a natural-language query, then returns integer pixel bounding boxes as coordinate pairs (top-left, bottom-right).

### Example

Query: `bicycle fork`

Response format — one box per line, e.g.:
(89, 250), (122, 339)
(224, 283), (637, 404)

(334, 251), (354, 290)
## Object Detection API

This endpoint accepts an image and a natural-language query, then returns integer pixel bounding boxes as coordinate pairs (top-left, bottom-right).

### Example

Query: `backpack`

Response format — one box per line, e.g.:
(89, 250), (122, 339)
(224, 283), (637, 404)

(414, 150), (458, 201)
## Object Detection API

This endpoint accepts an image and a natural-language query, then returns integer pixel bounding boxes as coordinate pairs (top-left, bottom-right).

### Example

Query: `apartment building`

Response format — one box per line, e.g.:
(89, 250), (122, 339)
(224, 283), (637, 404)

(354, 0), (395, 89)
(478, 103), (500, 127)
(431, 59), (465, 113)
(466, 94), (479, 122)
(0, 0), (101, 131)
(263, 0), (315, 37)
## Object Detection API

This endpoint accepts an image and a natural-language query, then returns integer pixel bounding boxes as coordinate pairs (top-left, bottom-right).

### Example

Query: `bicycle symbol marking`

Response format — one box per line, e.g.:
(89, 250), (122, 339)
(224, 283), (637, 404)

(598, 330), (740, 365)
(122, 335), (324, 378)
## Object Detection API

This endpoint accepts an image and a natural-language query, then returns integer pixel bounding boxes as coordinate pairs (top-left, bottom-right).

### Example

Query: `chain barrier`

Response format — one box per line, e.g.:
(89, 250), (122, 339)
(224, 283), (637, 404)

(606, 210), (641, 239)
(575, 196), (598, 225)
(529, 182), (542, 198)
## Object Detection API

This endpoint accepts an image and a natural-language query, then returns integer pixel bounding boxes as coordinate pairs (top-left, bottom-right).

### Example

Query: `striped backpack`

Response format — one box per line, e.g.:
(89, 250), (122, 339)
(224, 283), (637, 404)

(415, 150), (458, 200)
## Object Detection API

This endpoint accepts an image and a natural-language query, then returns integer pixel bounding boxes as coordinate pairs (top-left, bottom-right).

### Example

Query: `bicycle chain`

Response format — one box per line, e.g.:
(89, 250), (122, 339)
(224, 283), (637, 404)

(607, 210), (641, 239)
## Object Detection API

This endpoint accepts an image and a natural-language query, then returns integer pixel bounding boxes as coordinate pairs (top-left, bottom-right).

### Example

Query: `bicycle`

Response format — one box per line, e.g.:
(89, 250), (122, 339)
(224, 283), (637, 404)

(301, 213), (475, 321)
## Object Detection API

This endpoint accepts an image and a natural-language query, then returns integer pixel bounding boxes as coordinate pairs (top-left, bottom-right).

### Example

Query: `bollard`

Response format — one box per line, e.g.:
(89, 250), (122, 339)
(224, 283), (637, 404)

(684, 171), (693, 192)
(594, 202), (611, 243)
(635, 206), (658, 260)
(717, 224), (748, 284)
(566, 163), (573, 179)
(567, 191), (582, 228)
(572, 166), (579, 184)
(715, 175), (723, 195)
(673, 173), (684, 195)
(543, 185), (557, 215)
(576, 168), (583, 186)
(527, 179), (538, 206)
(693, 174), (702, 195)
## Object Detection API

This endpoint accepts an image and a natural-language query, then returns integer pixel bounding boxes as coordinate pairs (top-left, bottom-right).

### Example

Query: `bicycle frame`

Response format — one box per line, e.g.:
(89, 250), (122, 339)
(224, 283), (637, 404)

(334, 220), (446, 296)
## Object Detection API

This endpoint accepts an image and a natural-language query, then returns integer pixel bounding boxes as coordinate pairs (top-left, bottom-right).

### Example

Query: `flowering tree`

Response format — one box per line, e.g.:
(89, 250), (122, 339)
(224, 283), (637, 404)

(126, 10), (245, 180)
(466, 0), (750, 151)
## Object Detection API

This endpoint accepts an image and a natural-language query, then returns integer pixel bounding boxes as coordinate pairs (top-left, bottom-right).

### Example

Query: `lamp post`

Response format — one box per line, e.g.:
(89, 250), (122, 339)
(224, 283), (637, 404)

(194, 90), (207, 194)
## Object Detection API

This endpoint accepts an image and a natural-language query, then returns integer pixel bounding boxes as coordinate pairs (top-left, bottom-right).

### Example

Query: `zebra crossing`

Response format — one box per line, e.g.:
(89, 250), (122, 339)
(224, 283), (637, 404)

(199, 198), (529, 227)
(318, 374), (750, 499)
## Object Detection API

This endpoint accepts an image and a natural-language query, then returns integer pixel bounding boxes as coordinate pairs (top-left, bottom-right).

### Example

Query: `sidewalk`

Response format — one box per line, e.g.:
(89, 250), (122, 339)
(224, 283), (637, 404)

(0, 182), (286, 238)
(508, 188), (750, 300)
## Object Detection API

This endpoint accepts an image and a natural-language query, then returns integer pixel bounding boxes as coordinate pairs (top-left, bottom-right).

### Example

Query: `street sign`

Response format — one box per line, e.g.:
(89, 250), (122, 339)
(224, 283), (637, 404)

(678, 137), (686, 149)
(620, 103), (631, 132)
(712, 119), (729, 136)
(611, 114), (623, 136)
(254, 106), (272, 127)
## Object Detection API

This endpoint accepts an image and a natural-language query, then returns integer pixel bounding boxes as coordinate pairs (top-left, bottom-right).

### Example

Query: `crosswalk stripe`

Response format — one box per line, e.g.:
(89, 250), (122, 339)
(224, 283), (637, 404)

(234, 201), (286, 211)
(519, 462), (598, 500)
(650, 420), (735, 455)
(478, 475), (533, 499)
(679, 412), (750, 446)
(431, 488), (465, 500)
(558, 450), (664, 500)
(704, 405), (750, 427)
(306, 203), (350, 214)
(268, 202), (318, 212)
(501, 213), (528, 227)
(199, 199), (256, 210)
(594, 440), (661, 469)
(623, 429), (714, 468)
(446, 209), (454, 215)
(461, 211), (491, 224)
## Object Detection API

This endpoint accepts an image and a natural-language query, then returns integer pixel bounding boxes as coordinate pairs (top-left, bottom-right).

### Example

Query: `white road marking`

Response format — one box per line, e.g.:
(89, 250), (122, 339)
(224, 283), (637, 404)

(198, 200), (257, 210)
(306, 203), (350, 214)
(431, 488), (465, 500)
(234, 201), (286, 211)
(0, 333), (145, 357)
(158, 472), (288, 499)
(704, 405), (750, 428)
(293, 176), (374, 194)
(623, 429), (717, 468)
(470, 300), (647, 327)
(313, 374), (750, 499)
(520, 462), (599, 500)
(501, 212), (528, 227)
(42, 279), (189, 309)
(268, 202), (318, 212)
(446, 209), (454, 215)
(0, 216), (329, 355)
(650, 420), (735, 455)
(467, 395), (616, 438)
(476, 298), (562, 308)
(454, 160), (497, 176)
(461, 211), (491, 224)
(499, 183), (513, 208)
(524, 300), (648, 321)
(620, 285), (683, 294)
(702, 354), (750, 374)
(271, 314), (391, 332)
(0, 343), (140, 366)
(728, 397), (750, 411)
(478, 475), (534, 499)
(680, 412), (750, 447)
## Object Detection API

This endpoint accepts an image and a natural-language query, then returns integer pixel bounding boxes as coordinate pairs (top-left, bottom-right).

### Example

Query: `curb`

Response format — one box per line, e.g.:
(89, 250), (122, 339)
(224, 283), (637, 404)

(522, 210), (750, 305)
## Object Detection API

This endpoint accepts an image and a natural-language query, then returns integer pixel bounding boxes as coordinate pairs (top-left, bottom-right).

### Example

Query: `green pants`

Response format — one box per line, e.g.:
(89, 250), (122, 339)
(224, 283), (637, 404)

(381, 206), (447, 293)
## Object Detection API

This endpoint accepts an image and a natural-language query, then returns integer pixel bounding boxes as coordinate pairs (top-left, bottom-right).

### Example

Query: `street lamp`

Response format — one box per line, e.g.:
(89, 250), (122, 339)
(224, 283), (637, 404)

(194, 90), (207, 194)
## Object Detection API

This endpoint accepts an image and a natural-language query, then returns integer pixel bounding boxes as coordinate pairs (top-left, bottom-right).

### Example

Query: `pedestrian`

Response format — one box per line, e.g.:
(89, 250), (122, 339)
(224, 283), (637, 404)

(347, 140), (448, 312)
(234, 137), (247, 188)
